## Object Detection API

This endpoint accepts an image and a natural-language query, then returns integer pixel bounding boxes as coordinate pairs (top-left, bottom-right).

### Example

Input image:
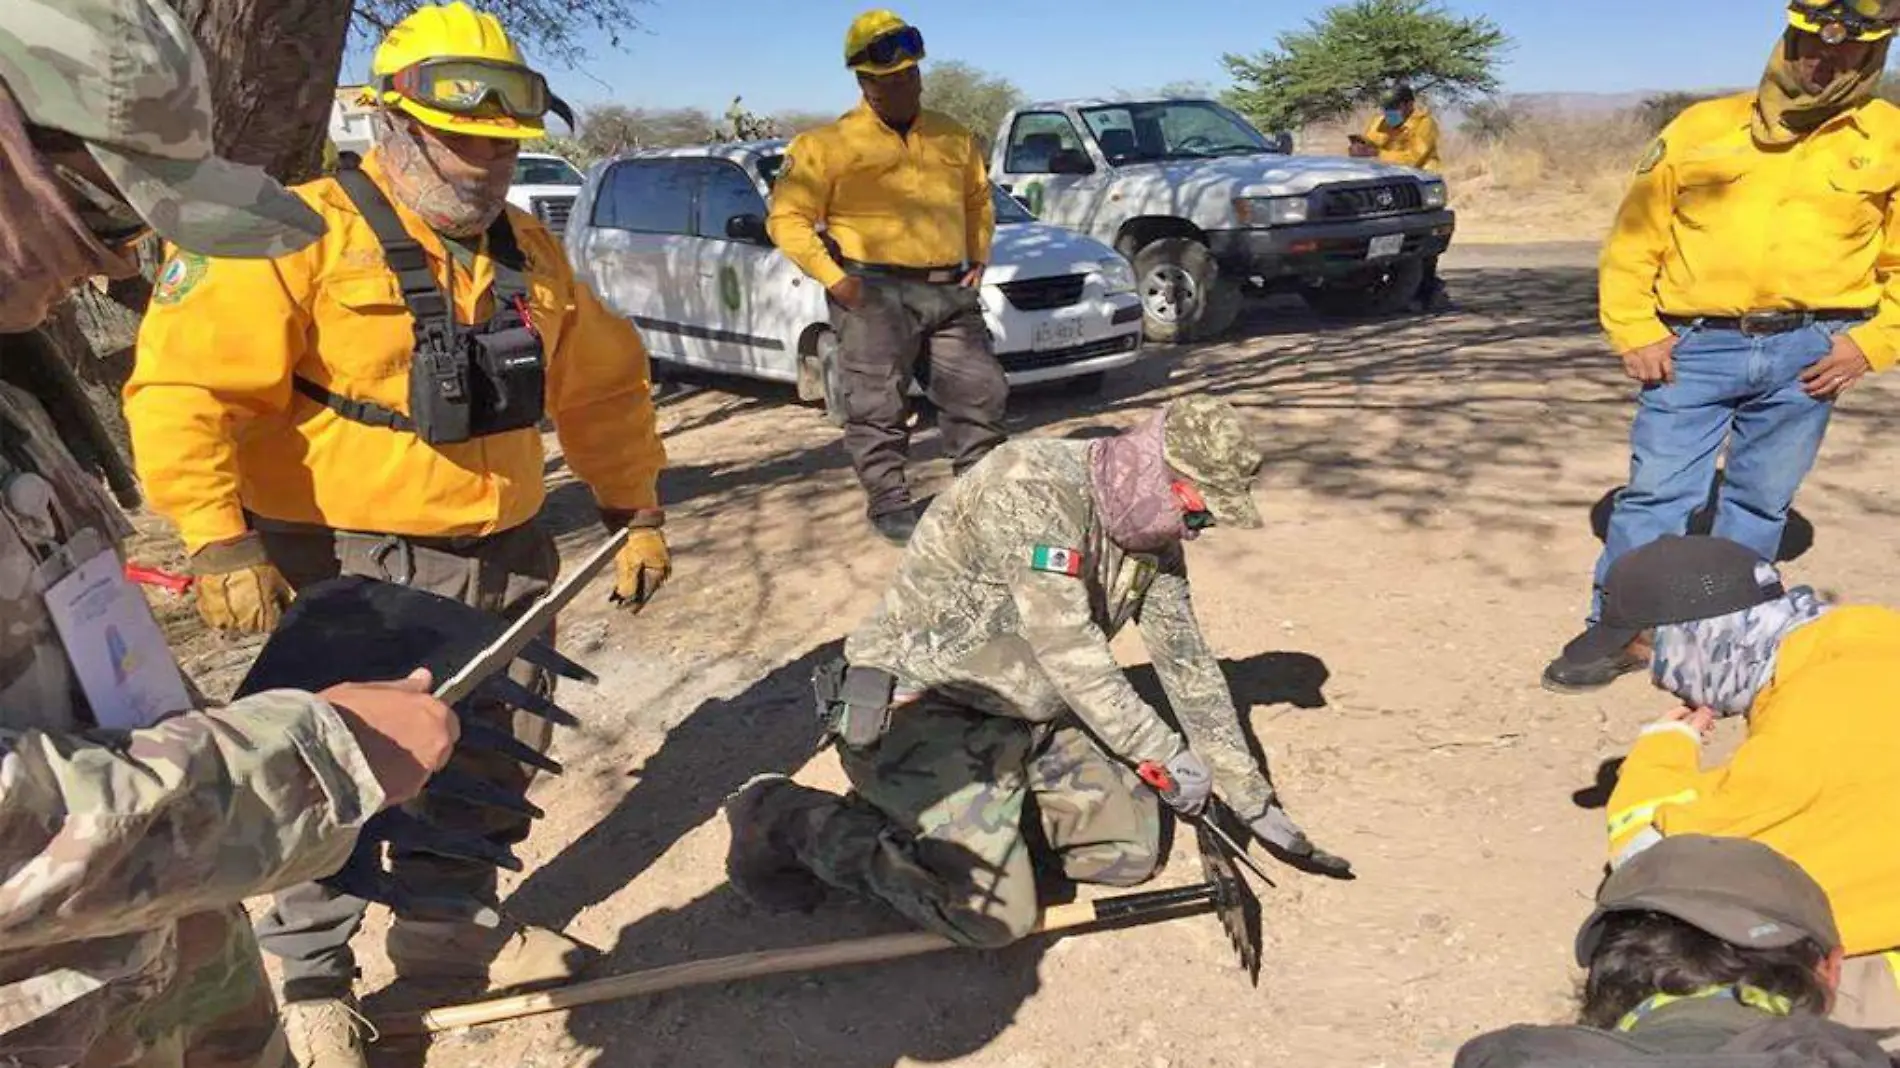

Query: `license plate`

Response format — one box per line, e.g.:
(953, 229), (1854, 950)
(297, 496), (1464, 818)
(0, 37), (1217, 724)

(1367, 233), (1405, 259)
(1033, 318), (1087, 352)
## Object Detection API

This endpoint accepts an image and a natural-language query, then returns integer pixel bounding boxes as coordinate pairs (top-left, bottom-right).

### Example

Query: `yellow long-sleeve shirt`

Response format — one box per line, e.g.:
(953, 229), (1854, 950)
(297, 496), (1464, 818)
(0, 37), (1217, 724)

(124, 152), (665, 553)
(1599, 93), (1900, 367)
(1605, 606), (1900, 957)
(1362, 106), (1440, 171)
(766, 103), (994, 291)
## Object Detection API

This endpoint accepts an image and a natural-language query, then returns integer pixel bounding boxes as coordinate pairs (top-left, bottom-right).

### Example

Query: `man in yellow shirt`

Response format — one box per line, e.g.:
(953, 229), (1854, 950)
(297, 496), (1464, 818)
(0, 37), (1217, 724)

(1545, 2), (1900, 691)
(767, 8), (1006, 544)
(1591, 535), (1900, 1046)
(123, 5), (667, 1064)
(1352, 85), (1448, 311)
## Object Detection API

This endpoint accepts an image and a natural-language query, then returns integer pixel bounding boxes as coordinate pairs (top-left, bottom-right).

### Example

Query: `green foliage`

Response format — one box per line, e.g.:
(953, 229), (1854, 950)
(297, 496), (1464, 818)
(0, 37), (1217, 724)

(350, 0), (650, 66)
(522, 133), (593, 167)
(569, 103), (718, 159)
(1460, 97), (1522, 143)
(921, 60), (1027, 147)
(1634, 91), (1723, 136)
(1220, 0), (1510, 130)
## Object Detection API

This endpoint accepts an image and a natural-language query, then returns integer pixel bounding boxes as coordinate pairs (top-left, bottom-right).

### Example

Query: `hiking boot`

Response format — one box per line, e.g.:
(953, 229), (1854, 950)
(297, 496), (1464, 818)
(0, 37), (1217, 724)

(385, 917), (601, 996)
(282, 997), (370, 1068)
(723, 774), (834, 913)
(870, 507), (918, 545)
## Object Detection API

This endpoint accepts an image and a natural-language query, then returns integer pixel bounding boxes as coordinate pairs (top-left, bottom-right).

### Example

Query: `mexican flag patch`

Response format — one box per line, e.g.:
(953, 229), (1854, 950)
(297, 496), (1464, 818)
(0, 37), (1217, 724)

(1030, 545), (1084, 576)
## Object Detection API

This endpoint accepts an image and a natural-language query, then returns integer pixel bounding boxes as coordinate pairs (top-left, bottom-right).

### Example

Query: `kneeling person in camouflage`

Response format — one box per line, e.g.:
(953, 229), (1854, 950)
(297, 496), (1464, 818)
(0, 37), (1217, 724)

(724, 396), (1346, 947)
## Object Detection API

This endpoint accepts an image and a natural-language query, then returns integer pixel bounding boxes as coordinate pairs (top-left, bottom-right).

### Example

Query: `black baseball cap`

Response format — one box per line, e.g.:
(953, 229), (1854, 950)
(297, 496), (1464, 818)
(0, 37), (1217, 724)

(1565, 535), (1786, 664)
(1575, 835), (1840, 966)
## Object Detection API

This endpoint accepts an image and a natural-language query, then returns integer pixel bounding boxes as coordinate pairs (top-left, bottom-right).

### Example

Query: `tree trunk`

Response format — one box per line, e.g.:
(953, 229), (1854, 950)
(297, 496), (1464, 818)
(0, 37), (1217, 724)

(46, 0), (353, 503)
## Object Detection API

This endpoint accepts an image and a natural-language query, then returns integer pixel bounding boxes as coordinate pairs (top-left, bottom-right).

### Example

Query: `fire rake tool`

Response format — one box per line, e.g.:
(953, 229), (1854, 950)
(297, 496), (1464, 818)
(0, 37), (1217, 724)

(377, 822), (1261, 1037)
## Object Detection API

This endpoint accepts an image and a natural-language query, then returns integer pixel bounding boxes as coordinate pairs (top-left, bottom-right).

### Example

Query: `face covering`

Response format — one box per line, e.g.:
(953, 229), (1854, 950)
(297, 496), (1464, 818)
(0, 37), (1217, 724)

(373, 112), (512, 238)
(1384, 109), (1407, 128)
(1089, 410), (1194, 554)
(1649, 567), (1833, 717)
(1753, 27), (1891, 146)
(0, 84), (141, 334)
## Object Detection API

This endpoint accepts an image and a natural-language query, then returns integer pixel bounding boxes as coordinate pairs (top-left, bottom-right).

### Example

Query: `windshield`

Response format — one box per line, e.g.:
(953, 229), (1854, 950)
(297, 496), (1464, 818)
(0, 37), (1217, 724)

(1076, 101), (1274, 163)
(513, 157), (584, 186)
(991, 184), (1035, 223)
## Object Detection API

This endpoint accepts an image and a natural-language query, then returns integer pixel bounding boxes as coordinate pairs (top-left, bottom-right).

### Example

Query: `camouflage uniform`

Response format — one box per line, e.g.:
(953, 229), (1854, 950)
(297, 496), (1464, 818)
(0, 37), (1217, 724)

(3, 1), (379, 1062)
(0, 376), (384, 1068)
(762, 429), (1276, 947)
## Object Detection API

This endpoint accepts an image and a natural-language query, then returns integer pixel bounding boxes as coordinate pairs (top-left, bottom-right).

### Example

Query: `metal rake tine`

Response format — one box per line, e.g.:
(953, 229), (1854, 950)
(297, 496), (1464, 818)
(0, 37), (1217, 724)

(514, 638), (599, 685)
(425, 767), (545, 818)
(457, 717), (564, 774)
(477, 673), (582, 728)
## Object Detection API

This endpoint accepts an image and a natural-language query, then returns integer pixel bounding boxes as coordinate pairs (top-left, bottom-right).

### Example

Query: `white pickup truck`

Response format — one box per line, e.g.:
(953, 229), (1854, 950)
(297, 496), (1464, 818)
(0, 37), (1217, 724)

(991, 97), (1456, 341)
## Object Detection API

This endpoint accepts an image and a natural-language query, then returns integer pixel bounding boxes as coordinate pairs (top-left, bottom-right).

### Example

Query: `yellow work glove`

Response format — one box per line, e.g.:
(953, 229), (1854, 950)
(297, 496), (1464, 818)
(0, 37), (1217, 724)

(611, 527), (670, 611)
(189, 533), (294, 635)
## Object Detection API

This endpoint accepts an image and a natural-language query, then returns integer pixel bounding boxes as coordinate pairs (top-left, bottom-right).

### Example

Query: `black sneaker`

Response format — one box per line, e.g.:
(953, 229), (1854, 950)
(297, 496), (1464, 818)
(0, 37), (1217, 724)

(1541, 649), (1645, 694)
(870, 507), (918, 545)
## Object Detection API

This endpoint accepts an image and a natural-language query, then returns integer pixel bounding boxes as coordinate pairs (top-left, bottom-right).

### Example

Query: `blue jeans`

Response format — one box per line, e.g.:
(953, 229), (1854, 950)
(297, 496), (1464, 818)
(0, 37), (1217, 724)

(1589, 321), (1842, 621)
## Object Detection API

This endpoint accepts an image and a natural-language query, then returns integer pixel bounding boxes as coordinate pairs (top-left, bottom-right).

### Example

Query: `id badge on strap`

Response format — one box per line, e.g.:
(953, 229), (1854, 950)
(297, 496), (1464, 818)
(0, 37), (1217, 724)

(39, 529), (192, 731)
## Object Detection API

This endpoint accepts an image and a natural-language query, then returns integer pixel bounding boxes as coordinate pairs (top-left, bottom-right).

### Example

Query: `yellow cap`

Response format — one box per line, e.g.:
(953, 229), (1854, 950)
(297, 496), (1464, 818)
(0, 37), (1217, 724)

(845, 9), (921, 75)
(367, 2), (545, 139)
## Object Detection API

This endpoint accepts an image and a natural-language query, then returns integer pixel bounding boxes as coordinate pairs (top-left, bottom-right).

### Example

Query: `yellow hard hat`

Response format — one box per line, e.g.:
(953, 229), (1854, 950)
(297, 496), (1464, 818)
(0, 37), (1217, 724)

(1787, 0), (1900, 42)
(844, 9), (925, 76)
(365, 2), (548, 139)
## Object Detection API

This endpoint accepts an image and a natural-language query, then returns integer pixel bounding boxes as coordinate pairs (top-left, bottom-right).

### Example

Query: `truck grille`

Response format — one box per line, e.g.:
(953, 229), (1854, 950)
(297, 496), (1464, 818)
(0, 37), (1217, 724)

(1317, 182), (1423, 220)
(999, 273), (1087, 311)
(531, 195), (576, 235)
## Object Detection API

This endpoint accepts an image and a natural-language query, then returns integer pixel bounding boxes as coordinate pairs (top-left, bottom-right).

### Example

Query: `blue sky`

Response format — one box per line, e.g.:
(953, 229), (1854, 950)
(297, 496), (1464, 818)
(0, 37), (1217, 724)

(343, 2), (1806, 116)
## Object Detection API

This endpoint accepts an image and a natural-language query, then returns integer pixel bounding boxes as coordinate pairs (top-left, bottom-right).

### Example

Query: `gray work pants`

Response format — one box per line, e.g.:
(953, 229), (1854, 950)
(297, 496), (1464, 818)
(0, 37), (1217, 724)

(247, 520), (559, 1002)
(830, 276), (1009, 517)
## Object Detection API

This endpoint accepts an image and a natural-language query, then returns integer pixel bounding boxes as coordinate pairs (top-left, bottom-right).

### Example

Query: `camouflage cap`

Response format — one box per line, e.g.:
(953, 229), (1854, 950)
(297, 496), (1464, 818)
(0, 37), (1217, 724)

(1162, 395), (1264, 529)
(0, 0), (324, 257)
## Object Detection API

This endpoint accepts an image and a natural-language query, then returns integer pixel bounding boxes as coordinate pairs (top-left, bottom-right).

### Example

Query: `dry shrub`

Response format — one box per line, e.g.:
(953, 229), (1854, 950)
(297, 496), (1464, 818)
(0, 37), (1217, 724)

(1440, 110), (1650, 241)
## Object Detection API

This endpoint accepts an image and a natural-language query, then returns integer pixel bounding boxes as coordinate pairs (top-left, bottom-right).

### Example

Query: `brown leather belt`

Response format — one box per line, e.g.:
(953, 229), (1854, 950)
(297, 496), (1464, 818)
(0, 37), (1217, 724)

(840, 258), (965, 285)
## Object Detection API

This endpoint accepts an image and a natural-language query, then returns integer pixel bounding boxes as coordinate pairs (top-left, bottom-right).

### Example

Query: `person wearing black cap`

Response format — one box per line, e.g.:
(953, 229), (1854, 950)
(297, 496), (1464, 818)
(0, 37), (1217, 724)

(1454, 835), (1888, 1066)
(1586, 534), (1900, 1045)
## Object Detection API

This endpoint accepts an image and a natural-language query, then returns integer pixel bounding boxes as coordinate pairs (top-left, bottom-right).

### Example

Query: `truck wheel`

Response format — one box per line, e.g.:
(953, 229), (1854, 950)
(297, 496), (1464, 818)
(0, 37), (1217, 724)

(1300, 257), (1426, 319)
(818, 330), (848, 427)
(1134, 238), (1241, 344)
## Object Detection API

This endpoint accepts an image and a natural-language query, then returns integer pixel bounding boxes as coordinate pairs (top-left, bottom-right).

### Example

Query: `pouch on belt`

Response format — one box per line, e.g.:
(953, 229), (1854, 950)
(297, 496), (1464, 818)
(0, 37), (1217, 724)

(811, 656), (897, 748)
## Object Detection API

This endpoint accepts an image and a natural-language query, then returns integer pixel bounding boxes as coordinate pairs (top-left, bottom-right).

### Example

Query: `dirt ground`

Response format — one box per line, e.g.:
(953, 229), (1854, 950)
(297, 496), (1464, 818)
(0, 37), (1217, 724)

(132, 239), (1900, 1067)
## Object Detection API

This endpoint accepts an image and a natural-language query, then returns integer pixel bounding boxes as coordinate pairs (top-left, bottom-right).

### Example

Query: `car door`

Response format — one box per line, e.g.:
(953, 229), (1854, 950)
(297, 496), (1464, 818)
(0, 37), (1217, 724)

(684, 158), (801, 379)
(572, 157), (701, 366)
(997, 110), (1106, 234)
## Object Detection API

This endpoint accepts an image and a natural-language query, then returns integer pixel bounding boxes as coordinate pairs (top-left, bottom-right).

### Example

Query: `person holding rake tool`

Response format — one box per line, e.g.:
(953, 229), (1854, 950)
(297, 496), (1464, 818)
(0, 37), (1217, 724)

(723, 395), (1350, 951)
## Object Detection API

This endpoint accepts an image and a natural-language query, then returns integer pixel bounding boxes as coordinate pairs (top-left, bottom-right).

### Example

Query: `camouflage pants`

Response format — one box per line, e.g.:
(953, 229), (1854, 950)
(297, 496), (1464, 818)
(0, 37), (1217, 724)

(797, 694), (1161, 948)
(248, 520), (558, 1002)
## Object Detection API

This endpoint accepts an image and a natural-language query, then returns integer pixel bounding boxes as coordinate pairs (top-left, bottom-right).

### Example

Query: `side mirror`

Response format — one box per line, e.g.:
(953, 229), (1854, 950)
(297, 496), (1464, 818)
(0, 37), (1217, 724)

(1047, 149), (1095, 175)
(726, 213), (770, 244)
(1268, 132), (1294, 154)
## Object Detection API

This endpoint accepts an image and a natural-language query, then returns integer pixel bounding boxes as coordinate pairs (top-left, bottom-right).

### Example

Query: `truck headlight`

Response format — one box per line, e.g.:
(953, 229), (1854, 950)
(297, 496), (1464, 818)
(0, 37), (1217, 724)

(1421, 180), (1448, 209)
(1096, 257), (1137, 295)
(1234, 195), (1309, 227)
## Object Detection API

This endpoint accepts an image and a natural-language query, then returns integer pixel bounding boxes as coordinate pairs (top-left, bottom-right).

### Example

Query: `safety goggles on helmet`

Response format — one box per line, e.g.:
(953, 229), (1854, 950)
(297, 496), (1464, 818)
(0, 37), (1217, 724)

(1788, 0), (1900, 43)
(378, 57), (551, 121)
(847, 25), (925, 71)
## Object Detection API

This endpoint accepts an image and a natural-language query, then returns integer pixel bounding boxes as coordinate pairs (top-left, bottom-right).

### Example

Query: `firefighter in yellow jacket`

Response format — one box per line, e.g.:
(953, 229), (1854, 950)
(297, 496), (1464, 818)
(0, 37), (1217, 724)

(1591, 535), (1900, 1046)
(1544, 1), (1900, 692)
(767, 9), (1007, 545)
(123, 4), (667, 1064)
(1351, 84), (1448, 311)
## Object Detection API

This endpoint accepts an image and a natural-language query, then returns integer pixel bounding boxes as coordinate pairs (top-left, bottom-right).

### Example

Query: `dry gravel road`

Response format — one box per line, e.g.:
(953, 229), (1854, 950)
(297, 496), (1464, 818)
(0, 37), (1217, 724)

(138, 239), (1900, 1067)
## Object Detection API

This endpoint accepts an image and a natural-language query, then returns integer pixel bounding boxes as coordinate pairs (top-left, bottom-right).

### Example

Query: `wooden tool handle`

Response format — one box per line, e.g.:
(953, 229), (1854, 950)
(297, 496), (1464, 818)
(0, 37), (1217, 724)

(395, 900), (1116, 1035)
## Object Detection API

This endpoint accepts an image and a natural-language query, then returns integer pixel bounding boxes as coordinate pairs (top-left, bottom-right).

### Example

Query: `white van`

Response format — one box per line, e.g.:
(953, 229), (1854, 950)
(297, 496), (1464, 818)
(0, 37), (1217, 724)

(508, 152), (586, 237)
(565, 139), (1146, 422)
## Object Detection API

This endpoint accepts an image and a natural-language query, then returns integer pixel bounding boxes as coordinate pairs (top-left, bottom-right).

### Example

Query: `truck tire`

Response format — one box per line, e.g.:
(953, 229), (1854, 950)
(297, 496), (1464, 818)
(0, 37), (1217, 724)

(817, 330), (848, 427)
(1134, 238), (1242, 344)
(1300, 257), (1426, 319)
